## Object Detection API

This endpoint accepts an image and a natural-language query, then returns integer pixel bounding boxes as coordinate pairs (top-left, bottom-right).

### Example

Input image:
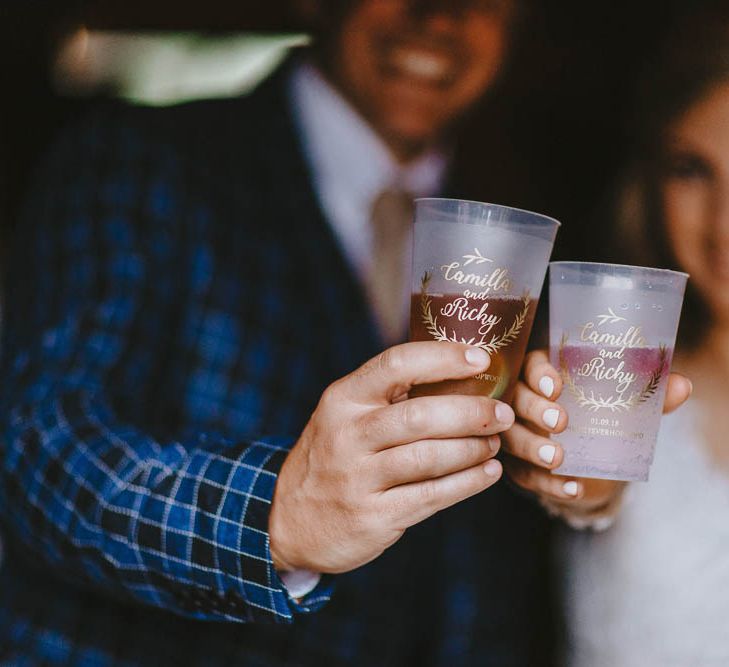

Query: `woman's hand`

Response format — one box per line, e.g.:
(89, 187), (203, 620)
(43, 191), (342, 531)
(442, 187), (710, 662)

(503, 349), (692, 518)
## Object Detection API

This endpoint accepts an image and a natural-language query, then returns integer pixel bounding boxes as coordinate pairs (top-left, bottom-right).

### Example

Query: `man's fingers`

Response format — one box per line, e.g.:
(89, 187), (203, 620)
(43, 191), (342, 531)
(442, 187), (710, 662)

(511, 381), (567, 435)
(522, 349), (562, 400)
(502, 421), (563, 469)
(663, 372), (692, 414)
(373, 436), (500, 489)
(381, 459), (503, 528)
(359, 395), (515, 451)
(343, 342), (491, 404)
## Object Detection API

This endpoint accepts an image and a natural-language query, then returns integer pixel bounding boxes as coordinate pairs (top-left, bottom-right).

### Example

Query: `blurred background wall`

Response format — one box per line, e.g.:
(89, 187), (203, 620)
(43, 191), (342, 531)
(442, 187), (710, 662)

(0, 0), (688, 260)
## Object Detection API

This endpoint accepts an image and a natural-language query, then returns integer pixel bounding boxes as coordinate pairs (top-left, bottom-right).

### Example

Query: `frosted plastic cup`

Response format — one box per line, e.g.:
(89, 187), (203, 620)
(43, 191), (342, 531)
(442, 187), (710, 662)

(549, 262), (688, 482)
(409, 199), (560, 401)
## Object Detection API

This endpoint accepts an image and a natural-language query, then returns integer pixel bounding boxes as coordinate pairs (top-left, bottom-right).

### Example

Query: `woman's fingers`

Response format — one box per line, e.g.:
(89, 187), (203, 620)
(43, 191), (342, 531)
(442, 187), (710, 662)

(511, 381), (567, 435)
(502, 421), (563, 469)
(503, 456), (584, 500)
(522, 349), (562, 400)
(374, 436), (500, 489)
(505, 456), (628, 511)
(663, 372), (692, 414)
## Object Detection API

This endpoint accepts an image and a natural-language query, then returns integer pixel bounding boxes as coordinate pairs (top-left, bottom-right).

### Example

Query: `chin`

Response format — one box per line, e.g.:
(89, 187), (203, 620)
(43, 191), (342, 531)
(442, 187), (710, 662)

(381, 115), (447, 152)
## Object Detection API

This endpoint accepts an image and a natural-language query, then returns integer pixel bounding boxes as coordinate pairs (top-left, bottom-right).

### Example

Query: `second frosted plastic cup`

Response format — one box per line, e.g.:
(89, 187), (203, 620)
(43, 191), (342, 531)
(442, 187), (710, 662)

(409, 199), (560, 401)
(550, 262), (688, 482)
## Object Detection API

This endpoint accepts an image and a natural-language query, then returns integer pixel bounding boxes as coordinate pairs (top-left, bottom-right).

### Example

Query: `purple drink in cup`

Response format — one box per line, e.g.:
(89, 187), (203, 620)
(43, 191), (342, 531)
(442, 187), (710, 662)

(550, 262), (688, 482)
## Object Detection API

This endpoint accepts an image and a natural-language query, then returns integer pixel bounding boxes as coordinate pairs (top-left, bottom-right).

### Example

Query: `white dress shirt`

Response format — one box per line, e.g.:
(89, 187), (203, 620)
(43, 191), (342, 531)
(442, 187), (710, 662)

(275, 61), (449, 599)
(288, 60), (449, 334)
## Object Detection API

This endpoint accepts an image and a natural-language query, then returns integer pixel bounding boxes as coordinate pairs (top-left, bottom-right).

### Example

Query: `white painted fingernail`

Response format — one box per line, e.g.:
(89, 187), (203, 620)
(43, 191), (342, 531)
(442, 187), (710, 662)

(465, 347), (489, 367)
(484, 459), (502, 478)
(542, 408), (560, 430)
(538, 444), (556, 465)
(539, 376), (554, 398)
(563, 481), (579, 496)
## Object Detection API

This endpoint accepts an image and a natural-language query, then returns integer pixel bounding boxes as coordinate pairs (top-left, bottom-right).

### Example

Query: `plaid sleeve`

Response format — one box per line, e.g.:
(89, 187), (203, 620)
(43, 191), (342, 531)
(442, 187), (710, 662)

(0, 110), (332, 624)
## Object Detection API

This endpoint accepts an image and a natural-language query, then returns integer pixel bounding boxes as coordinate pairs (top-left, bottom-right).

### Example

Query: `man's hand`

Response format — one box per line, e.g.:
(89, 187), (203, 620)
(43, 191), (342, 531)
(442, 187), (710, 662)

(269, 342), (515, 574)
(502, 349), (692, 516)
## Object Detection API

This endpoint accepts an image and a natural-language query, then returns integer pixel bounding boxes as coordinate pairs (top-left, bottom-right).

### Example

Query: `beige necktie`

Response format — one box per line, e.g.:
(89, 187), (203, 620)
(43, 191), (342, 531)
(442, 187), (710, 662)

(367, 188), (414, 345)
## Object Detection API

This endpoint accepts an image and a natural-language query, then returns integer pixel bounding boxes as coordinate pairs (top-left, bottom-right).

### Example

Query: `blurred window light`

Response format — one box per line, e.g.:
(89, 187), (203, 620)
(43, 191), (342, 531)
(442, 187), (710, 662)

(53, 28), (309, 105)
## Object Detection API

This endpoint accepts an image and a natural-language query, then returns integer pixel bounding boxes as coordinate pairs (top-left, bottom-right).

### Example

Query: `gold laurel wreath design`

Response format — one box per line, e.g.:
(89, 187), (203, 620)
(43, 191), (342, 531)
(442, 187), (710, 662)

(419, 271), (530, 355)
(558, 332), (667, 413)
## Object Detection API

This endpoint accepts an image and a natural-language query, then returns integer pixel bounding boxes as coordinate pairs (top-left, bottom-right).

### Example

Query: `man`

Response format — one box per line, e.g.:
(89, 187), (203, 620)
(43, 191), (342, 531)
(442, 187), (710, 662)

(0, 1), (687, 664)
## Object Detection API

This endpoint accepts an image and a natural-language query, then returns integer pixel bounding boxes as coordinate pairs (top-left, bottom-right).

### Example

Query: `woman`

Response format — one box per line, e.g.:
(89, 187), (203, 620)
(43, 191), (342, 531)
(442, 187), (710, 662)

(515, 4), (729, 665)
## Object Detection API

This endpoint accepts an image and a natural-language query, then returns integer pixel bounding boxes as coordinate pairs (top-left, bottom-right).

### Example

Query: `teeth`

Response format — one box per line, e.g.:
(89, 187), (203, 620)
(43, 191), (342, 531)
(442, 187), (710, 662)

(392, 49), (450, 80)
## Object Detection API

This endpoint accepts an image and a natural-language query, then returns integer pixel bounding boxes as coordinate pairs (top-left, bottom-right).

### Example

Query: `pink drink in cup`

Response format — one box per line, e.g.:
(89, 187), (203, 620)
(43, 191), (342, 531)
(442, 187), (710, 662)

(550, 262), (688, 482)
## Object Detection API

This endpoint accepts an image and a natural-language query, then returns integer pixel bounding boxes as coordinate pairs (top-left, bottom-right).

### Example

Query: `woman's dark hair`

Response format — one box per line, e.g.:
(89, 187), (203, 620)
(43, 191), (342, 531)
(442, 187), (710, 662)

(614, 1), (729, 348)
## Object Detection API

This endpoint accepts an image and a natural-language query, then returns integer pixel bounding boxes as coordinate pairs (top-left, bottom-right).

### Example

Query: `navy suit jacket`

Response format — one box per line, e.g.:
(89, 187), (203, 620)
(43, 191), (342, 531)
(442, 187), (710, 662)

(0, 63), (554, 666)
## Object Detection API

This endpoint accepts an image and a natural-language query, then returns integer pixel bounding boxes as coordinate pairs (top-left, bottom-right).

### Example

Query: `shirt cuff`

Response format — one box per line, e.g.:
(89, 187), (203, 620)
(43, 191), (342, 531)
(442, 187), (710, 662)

(278, 568), (322, 600)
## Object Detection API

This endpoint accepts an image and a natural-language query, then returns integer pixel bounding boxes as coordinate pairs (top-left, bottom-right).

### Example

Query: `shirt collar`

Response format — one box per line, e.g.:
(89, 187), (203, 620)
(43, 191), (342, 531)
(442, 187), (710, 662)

(288, 60), (449, 207)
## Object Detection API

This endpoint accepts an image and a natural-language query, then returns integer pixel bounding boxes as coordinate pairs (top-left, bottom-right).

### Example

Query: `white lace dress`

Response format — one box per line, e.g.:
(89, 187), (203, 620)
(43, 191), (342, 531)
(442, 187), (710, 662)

(560, 403), (729, 667)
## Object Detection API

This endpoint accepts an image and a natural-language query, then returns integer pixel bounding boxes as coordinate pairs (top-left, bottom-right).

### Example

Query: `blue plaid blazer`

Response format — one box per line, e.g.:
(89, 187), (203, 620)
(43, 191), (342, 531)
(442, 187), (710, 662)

(0, 64), (554, 666)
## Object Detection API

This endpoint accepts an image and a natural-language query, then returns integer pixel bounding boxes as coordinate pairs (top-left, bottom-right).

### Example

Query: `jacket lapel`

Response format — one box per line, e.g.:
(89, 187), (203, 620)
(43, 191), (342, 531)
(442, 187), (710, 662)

(248, 66), (384, 379)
